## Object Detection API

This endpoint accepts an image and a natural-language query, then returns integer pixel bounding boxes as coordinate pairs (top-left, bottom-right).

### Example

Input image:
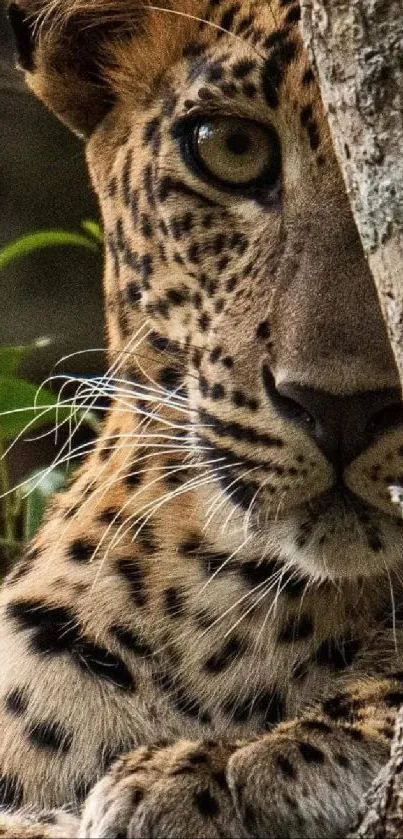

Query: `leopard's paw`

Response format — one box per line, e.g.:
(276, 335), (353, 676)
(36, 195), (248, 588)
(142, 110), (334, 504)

(79, 740), (243, 838)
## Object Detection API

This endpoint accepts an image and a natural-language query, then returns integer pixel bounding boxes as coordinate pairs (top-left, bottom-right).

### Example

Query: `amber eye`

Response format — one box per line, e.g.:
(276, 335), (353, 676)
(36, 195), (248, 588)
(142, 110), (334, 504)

(188, 116), (281, 190)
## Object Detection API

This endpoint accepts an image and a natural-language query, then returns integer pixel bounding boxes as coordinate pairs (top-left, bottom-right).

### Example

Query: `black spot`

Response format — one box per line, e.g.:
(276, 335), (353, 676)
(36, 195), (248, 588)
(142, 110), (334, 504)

(240, 559), (277, 587)
(257, 688), (286, 727)
(143, 163), (155, 208)
(232, 390), (247, 408)
(126, 281), (142, 306)
(384, 690), (403, 708)
(205, 636), (243, 673)
(232, 58), (256, 78)
(132, 789), (145, 807)
(139, 253), (154, 286)
(159, 366), (182, 391)
(298, 741), (325, 763)
(236, 13), (254, 35)
(300, 104), (313, 125)
(137, 520), (158, 555)
(211, 383), (225, 400)
(125, 468), (143, 489)
(277, 755), (295, 778)
(221, 82), (237, 97)
(122, 149), (133, 206)
(207, 62), (224, 82)
(167, 286), (189, 306)
(194, 788), (220, 818)
(322, 692), (352, 720)
(278, 615), (314, 643)
(199, 376), (209, 398)
(5, 687), (29, 717)
(282, 572), (307, 598)
(117, 558), (148, 607)
(180, 534), (203, 556)
(199, 312), (211, 332)
(256, 320), (270, 340)
(188, 750), (209, 766)
(164, 587), (185, 619)
(183, 41), (205, 58)
(389, 670), (403, 682)
(143, 116), (161, 146)
(286, 5), (301, 24)
(0, 772), (23, 808)
(342, 725), (364, 741)
(307, 119), (320, 150)
(141, 213), (153, 239)
(262, 39), (298, 108)
(315, 634), (360, 671)
(300, 719), (332, 735)
(368, 533), (383, 552)
(27, 720), (73, 753)
(7, 599), (79, 655)
(219, 474), (261, 511)
(110, 624), (152, 657)
(115, 217), (125, 251)
(302, 67), (315, 85)
(210, 346), (222, 364)
(68, 538), (95, 563)
(336, 753), (350, 769)
(75, 639), (135, 691)
(8, 597), (136, 691)
(99, 508), (121, 526)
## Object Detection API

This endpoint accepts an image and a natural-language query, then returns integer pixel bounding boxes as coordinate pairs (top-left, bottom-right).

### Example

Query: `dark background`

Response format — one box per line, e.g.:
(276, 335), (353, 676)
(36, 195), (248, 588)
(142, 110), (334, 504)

(0, 3), (105, 488)
(0, 3), (104, 379)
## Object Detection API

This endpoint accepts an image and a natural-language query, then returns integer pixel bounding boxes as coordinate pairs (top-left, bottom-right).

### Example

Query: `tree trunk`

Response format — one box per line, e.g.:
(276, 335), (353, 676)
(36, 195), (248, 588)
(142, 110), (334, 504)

(300, 0), (403, 376)
(300, 2), (403, 836)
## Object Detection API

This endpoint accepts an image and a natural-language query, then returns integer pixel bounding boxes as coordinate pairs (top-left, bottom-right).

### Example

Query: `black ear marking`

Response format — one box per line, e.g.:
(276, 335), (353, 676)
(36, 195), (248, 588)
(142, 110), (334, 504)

(8, 4), (36, 73)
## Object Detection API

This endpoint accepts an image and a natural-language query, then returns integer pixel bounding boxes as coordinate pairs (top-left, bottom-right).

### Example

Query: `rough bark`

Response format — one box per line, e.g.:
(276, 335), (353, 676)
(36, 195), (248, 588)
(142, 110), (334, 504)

(300, 0), (403, 377)
(300, 2), (403, 836)
(347, 709), (403, 839)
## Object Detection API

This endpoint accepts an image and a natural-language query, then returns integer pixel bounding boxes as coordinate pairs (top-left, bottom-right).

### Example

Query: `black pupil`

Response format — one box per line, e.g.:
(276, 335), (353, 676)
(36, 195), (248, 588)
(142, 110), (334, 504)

(225, 129), (252, 156)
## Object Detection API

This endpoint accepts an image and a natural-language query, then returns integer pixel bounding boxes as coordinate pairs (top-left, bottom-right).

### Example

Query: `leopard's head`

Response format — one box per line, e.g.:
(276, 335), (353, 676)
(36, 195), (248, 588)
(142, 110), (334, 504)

(10, 0), (403, 583)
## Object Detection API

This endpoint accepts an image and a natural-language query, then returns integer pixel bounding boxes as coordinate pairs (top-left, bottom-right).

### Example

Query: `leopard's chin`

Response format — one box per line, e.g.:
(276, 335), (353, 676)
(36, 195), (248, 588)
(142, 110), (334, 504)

(255, 487), (403, 583)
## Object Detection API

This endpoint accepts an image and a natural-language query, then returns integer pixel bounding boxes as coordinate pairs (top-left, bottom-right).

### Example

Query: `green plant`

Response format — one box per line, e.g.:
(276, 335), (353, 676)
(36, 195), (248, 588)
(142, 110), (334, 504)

(0, 222), (102, 566)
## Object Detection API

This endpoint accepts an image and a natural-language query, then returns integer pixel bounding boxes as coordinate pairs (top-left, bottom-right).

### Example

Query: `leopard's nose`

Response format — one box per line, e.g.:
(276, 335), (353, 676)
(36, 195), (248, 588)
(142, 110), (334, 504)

(263, 364), (403, 469)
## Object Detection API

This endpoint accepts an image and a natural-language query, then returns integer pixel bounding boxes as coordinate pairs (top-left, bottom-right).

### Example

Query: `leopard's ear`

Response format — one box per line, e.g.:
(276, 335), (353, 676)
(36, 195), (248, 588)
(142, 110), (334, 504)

(7, 1), (147, 137)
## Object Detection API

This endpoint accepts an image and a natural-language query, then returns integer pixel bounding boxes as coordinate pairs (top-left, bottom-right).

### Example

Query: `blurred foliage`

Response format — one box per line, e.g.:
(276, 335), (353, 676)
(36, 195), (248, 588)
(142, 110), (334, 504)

(0, 223), (102, 569)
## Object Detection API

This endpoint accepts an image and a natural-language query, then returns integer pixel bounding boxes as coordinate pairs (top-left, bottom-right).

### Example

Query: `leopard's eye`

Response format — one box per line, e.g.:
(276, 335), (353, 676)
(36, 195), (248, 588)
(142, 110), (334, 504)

(188, 116), (281, 190)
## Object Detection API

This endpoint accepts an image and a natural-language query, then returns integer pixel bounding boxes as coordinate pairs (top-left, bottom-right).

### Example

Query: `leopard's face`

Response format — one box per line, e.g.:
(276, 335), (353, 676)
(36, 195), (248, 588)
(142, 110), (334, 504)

(14, 0), (403, 582)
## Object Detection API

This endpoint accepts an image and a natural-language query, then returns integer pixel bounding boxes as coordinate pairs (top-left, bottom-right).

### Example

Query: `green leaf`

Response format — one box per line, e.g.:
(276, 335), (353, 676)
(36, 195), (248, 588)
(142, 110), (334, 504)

(0, 346), (32, 377)
(0, 229), (98, 271)
(81, 219), (104, 244)
(0, 378), (96, 441)
(23, 468), (67, 541)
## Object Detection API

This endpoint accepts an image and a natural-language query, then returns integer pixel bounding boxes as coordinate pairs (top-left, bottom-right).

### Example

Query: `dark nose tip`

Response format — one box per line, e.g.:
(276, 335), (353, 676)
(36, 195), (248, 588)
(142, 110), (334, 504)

(262, 365), (403, 469)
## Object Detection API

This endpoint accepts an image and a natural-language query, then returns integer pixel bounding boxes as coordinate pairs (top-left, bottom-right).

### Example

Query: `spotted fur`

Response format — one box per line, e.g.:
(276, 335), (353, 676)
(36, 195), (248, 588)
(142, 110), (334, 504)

(2, 0), (403, 836)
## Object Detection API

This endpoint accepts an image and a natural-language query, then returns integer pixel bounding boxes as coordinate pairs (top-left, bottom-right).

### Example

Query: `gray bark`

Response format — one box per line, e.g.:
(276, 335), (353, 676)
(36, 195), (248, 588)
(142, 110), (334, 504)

(300, 0), (403, 377)
(300, 2), (403, 835)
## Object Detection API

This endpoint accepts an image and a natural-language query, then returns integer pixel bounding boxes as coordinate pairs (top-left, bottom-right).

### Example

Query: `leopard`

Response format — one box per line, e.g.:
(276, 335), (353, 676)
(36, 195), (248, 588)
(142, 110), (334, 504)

(1, 0), (403, 836)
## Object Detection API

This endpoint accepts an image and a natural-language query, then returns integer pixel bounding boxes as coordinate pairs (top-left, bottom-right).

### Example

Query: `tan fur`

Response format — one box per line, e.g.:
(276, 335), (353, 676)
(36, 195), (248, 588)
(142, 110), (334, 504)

(2, 0), (403, 836)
